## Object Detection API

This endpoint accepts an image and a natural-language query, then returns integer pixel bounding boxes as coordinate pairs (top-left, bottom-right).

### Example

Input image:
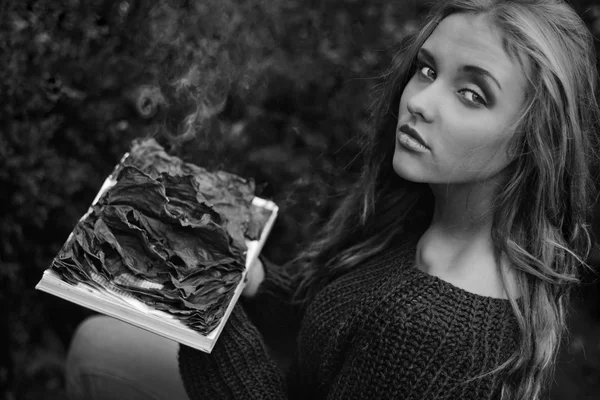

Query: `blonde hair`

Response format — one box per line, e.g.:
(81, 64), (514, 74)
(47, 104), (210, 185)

(289, 1), (600, 399)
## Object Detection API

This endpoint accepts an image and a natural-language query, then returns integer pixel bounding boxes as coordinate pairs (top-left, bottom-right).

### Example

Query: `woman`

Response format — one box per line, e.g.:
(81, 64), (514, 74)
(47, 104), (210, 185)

(66, 0), (600, 399)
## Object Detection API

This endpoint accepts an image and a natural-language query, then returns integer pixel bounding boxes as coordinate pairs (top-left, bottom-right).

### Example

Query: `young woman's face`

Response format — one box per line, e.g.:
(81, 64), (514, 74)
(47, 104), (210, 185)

(393, 13), (528, 186)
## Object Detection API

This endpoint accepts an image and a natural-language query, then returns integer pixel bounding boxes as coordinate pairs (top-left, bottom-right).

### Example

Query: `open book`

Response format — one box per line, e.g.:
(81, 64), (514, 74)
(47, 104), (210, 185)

(36, 148), (278, 354)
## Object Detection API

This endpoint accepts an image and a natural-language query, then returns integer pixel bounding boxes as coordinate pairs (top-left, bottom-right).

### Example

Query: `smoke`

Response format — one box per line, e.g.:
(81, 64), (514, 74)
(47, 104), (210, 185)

(132, 0), (281, 148)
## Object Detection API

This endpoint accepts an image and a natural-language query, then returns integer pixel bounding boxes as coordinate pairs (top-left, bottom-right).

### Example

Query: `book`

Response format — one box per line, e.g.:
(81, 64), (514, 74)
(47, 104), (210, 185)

(36, 150), (278, 353)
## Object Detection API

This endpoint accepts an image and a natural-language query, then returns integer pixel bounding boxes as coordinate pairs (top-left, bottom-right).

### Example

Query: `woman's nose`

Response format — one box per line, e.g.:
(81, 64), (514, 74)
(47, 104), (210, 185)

(406, 84), (435, 123)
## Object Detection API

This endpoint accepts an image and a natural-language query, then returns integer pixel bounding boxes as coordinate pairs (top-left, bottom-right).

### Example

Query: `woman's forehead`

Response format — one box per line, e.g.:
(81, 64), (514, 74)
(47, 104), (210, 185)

(422, 13), (528, 91)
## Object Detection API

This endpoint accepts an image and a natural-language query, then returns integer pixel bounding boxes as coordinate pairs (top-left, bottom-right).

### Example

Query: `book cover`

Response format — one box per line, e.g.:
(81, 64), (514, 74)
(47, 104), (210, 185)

(35, 139), (278, 353)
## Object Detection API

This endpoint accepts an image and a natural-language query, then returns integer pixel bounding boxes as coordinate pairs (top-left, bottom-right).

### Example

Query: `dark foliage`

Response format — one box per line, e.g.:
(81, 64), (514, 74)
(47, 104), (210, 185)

(1, 0), (599, 398)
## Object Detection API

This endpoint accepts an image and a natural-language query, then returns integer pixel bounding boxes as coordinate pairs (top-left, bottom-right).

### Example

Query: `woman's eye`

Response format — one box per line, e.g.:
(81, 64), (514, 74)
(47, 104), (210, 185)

(460, 89), (486, 106)
(419, 65), (436, 80)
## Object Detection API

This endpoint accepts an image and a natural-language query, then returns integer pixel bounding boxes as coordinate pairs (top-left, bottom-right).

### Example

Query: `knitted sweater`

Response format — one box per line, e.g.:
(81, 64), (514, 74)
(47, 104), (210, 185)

(178, 241), (520, 400)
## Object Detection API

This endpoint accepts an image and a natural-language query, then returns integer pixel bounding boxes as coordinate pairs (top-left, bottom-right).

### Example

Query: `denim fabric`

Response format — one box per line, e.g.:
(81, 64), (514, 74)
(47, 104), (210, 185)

(65, 315), (191, 400)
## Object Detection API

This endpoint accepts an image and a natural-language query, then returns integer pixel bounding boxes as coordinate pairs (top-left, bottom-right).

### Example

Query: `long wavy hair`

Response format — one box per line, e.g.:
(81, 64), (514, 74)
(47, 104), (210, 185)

(286, 0), (600, 399)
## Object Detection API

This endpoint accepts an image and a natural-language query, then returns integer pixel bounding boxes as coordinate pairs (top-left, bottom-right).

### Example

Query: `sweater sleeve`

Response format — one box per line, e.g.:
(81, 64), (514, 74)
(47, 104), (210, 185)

(179, 303), (510, 400)
(240, 255), (304, 338)
(178, 303), (288, 400)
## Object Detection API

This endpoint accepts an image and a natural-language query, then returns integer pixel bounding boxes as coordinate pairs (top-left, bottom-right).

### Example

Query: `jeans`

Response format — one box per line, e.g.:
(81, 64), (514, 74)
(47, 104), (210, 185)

(65, 315), (191, 400)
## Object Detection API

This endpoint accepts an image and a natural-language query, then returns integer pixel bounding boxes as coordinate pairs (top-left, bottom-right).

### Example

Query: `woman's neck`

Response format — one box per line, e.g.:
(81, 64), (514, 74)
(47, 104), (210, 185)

(417, 181), (498, 276)
(429, 181), (496, 234)
(415, 180), (519, 299)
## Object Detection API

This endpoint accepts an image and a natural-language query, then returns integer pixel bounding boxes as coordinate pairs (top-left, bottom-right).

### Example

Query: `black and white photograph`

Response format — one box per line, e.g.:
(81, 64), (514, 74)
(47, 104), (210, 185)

(2, 0), (600, 399)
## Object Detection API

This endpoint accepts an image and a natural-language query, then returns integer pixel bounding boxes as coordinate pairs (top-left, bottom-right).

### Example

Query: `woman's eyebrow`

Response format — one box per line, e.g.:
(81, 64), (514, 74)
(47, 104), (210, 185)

(418, 48), (436, 66)
(419, 47), (502, 92)
(461, 65), (502, 91)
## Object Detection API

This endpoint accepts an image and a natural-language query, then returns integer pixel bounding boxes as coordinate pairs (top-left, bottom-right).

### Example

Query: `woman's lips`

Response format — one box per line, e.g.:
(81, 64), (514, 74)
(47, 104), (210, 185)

(398, 124), (429, 152)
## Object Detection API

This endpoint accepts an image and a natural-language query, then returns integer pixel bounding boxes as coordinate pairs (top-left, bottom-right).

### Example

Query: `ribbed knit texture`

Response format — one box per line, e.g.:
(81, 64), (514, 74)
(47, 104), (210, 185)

(179, 242), (520, 400)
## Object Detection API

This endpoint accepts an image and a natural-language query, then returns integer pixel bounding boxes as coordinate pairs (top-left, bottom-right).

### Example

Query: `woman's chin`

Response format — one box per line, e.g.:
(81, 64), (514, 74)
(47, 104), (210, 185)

(392, 154), (426, 183)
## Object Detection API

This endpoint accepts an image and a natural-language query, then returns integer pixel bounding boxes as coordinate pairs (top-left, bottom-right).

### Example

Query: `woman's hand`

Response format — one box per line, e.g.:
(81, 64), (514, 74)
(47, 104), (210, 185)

(242, 256), (265, 298)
